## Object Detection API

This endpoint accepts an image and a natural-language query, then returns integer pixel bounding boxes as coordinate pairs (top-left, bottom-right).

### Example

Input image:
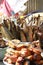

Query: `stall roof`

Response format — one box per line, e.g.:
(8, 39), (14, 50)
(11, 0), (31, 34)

(25, 10), (43, 18)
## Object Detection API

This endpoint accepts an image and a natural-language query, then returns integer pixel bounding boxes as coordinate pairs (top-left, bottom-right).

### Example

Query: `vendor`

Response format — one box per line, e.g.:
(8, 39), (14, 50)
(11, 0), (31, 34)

(36, 23), (43, 49)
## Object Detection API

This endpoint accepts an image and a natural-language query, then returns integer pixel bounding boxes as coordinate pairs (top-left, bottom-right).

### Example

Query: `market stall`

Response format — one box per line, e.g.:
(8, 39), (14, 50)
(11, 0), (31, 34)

(0, 0), (43, 65)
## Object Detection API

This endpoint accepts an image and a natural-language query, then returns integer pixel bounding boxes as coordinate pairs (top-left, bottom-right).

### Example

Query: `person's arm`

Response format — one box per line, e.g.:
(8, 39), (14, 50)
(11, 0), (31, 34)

(26, 55), (34, 60)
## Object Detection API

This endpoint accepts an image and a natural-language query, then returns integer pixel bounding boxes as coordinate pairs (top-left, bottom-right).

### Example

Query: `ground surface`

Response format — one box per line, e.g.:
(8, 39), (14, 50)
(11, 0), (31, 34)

(0, 61), (5, 65)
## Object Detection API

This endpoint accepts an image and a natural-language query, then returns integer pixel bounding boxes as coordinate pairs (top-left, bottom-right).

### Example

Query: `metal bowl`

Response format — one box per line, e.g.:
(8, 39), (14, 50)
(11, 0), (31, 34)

(3, 60), (14, 65)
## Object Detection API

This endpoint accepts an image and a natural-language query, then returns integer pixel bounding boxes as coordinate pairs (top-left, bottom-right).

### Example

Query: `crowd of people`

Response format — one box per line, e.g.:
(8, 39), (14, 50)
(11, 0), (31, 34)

(2, 15), (43, 45)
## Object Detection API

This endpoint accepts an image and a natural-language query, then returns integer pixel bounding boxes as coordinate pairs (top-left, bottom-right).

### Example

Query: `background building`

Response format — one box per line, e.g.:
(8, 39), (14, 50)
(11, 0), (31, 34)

(26, 0), (43, 14)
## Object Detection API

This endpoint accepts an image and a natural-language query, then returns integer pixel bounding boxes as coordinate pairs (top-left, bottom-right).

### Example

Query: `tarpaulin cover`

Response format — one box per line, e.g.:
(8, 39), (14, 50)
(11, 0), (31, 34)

(0, 0), (27, 16)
